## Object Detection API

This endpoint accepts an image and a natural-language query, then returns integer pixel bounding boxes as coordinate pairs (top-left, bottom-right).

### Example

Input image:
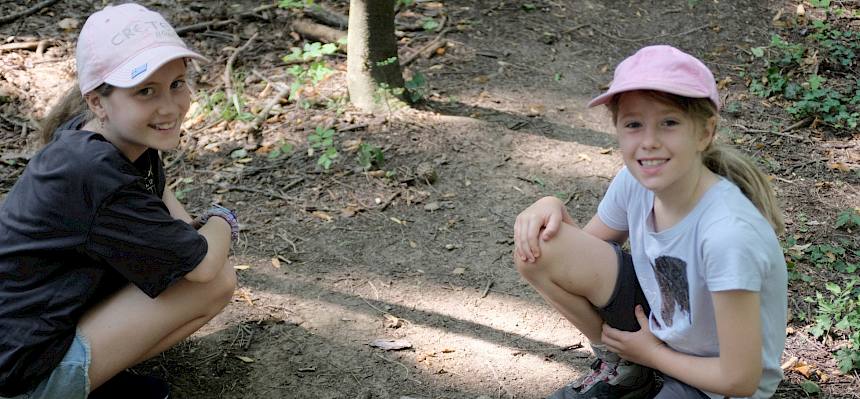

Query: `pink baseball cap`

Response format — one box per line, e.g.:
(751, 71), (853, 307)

(587, 45), (721, 111)
(76, 3), (208, 95)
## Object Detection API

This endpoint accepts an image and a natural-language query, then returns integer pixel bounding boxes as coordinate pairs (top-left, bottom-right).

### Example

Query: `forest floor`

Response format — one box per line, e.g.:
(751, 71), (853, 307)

(1, 0), (859, 398)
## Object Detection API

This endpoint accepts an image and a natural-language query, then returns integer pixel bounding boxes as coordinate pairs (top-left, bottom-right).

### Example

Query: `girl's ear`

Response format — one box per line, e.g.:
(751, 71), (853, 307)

(83, 92), (107, 120)
(698, 116), (717, 152)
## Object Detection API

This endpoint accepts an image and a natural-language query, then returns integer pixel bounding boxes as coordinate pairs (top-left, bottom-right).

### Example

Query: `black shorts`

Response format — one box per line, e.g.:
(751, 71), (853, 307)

(596, 242), (652, 332)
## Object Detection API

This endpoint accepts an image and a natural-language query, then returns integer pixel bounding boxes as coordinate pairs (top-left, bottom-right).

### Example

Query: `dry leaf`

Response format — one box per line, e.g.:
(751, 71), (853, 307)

(792, 360), (813, 378)
(578, 153), (592, 162)
(390, 217), (405, 225)
(57, 18), (80, 31)
(828, 162), (851, 172)
(312, 211), (333, 221)
(441, 348), (455, 353)
(452, 267), (466, 275)
(599, 148), (612, 154)
(383, 314), (404, 328)
(369, 339), (413, 351)
(271, 257), (281, 269)
(234, 264), (251, 270)
(235, 356), (255, 363)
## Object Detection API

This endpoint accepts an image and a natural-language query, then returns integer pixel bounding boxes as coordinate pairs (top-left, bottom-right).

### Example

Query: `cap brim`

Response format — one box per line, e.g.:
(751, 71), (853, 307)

(587, 81), (710, 108)
(104, 45), (208, 88)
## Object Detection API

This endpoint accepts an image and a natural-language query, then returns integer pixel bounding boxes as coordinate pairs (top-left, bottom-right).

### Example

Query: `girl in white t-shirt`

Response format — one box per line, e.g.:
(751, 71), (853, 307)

(514, 45), (787, 399)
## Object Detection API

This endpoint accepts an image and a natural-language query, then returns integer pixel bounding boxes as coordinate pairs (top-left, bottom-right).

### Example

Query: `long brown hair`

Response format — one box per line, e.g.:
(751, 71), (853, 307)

(609, 91), (785, 234)
(39, 83), (113, 144)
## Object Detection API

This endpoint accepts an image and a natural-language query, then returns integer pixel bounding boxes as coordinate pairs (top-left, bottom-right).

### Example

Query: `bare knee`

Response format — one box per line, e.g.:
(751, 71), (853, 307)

(204, 261), (237, 313)
(514, 241), (558, 283)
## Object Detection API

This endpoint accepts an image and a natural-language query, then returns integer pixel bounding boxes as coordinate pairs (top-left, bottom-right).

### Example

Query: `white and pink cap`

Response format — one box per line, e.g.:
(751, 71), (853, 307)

(76, 3), (208, 95)
(587, 45), (721, 111)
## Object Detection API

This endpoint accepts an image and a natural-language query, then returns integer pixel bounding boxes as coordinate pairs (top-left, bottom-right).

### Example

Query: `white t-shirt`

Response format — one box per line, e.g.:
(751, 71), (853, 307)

(597, 167), (787, 399)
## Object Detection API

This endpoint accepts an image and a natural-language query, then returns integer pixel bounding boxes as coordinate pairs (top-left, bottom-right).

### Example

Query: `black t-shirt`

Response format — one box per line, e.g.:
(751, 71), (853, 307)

(0, 116), (208, 396)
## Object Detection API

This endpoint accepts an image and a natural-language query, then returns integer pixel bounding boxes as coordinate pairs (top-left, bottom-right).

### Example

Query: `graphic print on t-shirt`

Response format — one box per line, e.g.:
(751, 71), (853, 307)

(651, 256), (691, 327)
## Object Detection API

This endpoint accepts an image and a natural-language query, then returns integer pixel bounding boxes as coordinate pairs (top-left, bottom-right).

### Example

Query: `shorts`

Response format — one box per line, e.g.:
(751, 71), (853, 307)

(596, 244), (710, 399)
(2, 331), (91, 399)
(595, 242), (651, 332)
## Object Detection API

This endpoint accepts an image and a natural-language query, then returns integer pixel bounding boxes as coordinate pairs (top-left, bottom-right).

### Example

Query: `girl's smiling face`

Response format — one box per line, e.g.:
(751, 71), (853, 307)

(85, 59), (190, 161)
(614, 91), (715, 197)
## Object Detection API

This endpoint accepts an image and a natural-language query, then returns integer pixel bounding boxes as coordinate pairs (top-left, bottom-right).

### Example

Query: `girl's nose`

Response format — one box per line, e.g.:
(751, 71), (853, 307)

(641, 126), (660, 149)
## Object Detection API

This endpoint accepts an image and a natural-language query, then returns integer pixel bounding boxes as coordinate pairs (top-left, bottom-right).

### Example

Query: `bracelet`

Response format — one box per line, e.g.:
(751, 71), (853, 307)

(196, 205), (239, 242)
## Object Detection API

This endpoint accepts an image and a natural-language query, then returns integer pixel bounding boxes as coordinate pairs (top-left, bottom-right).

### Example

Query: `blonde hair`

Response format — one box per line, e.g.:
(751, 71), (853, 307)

(39, 83), (113, 145)
(609, 91), (785, 234)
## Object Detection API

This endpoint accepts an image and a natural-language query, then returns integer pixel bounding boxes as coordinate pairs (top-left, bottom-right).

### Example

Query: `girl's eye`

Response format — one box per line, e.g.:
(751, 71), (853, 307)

(624, 121), (641, 129)
(137, 87), (154, 97)
(171, 79), (186, 90)
(662, 119), (680, 127)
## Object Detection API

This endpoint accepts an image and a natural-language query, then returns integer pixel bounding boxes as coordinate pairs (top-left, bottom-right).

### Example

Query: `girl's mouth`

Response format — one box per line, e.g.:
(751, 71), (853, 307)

(639, 159), (668, 167)
(150, 122), (177, 131)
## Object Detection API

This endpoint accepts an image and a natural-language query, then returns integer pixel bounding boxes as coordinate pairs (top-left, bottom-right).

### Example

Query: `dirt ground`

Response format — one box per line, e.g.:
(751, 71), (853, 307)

(1, 0), (859, 398)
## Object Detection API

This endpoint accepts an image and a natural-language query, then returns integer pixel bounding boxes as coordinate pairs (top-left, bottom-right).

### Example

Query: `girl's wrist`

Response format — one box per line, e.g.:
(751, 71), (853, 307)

(195, 205), (239, 242)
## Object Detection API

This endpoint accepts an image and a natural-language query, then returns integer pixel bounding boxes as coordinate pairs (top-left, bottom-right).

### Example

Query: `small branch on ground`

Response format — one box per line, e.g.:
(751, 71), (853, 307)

(175, 4), (280, 34)
(305, 3), (348, 29)
(401, 27), (451, 67)
(0, 0), (60, 26)
(292, 18), (346, 44)
(732, 123), (806, 140)
(224, 33), (259, 116)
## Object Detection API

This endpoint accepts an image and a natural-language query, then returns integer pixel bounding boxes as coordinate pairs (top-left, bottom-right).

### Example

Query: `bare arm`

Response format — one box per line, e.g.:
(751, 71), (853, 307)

(183, 217), (232, 283)
(161, 188), (233, 282)
(582, 214), (628, 244)
(162, 187), (193, 224)
(602, 290), (762, 397)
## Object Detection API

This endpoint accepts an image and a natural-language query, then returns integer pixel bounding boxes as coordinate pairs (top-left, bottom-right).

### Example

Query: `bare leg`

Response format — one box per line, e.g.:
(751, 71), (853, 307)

(79, 261), (237, 390)
(515, 223), (619, 342)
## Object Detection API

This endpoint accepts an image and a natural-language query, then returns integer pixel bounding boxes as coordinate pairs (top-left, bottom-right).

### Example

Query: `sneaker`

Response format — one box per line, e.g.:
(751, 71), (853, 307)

(547, 358), (654, 399)
(88, 370), (170, 399)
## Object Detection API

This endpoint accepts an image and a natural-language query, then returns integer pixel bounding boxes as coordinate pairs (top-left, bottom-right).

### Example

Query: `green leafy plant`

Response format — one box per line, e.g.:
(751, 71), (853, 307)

(404, 71), (428, 103)
(356, 143), (384, 170)
(283, 42), (339, 101)
(421, 18), (440, 31)
(278, 0), (313, 10)
(805, 277), (860, 373)
(267, 140), (295, 160)
(835, 208), (860, 230)
(308, 126), (338, 170)
(745, 12), (860, 132)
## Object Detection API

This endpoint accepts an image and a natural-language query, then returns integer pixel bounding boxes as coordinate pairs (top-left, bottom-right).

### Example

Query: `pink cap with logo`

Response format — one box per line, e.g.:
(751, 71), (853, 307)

(587, 45), (721, 111)
(76, 3), (208, 95)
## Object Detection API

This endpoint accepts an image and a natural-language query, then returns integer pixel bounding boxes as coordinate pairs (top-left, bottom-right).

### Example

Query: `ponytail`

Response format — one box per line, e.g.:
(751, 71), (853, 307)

(609, 90), (785, 235)
(702, 144), (785, 235)
(39, 83), (112, 145)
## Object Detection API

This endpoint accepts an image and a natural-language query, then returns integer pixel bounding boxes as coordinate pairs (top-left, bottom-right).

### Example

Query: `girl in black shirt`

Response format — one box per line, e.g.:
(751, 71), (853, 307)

(0, 4), (238, 398)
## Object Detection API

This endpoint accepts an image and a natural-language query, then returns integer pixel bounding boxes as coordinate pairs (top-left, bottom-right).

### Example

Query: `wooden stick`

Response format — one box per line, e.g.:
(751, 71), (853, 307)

(292, 18), (346, 43)
(401, 28), (450, 66)
(249, 84), (291, 132)
(224, 33), (259, 116)
(305, 3), (348, 29)
(175, 4), (279, 34)
(0, 0), (60, 25)
(0, 41), (40, 52)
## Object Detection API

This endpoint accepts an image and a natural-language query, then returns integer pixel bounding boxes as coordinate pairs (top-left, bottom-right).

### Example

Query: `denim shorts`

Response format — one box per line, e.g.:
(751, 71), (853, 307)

(2, 331), (91, 399)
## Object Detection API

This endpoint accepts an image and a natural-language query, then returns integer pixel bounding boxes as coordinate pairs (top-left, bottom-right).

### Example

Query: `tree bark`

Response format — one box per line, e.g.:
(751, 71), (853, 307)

(347, 0), (405, 113)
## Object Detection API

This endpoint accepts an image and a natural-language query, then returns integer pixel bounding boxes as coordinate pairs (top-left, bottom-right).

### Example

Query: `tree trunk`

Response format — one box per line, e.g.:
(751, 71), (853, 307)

(347, 0), (405, 113)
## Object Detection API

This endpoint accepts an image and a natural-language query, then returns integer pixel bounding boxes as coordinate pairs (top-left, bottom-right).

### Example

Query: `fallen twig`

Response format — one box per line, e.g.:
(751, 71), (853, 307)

(732, 123), (805, 140)
(292, 18), (346, 43)
(175, 4), (280, 34)
(480, 280), (494, 298)
(248, 84), (291, 136)
(0, 0), (60, 25)
(0, 41), (40, 52)
(401, 27), (451, 67)
(305, 3), (348, 29)
(224, 33), (259, 116)
(378, 191), (401, 211)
